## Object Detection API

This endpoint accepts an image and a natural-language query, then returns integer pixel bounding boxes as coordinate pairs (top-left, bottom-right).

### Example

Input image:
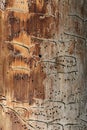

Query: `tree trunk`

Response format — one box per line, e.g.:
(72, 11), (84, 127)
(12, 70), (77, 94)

(0, 0), (87, 130)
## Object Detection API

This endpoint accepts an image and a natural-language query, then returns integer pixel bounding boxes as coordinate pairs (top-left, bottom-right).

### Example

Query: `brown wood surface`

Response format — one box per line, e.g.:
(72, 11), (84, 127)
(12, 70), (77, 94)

(0, 0), (87, 130)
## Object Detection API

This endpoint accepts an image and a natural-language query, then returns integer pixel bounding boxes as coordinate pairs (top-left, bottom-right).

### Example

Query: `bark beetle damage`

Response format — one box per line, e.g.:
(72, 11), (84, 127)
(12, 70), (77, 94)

(26, 14), (55, 38)
(6, 31), (46, 104)
(0, 106), (30, 130)
(6, 12), (56, 40)
(3, 0), (52, 104)
(0, 0), (87, 130)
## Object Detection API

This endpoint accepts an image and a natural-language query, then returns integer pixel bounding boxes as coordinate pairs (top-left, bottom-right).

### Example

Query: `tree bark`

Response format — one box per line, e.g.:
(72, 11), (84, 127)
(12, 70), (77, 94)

(0, 0), (87, 130)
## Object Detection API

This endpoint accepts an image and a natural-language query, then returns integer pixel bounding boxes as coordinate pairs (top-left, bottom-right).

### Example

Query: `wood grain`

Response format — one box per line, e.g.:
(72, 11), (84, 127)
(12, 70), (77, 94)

(0, 0), (87, 130)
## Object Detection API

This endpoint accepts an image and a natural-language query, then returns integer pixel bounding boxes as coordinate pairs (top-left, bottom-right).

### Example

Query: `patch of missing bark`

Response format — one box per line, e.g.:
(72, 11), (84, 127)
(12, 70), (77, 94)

(5, 32), (46, 104)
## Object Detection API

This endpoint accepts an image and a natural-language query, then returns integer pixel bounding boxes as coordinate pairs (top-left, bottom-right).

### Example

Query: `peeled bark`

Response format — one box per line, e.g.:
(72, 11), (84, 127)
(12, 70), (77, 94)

(0, 0), (87, 130)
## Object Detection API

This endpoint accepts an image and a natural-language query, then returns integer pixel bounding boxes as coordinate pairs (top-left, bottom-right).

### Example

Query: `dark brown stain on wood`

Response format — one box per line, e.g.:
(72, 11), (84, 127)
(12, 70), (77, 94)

(3, 0), (59, 104)
(5, 31), (46, 104)
(6, 12), (56, 40)
(26, 14), (55, 38)
(2, 0), (49, 104)
(28, 0), (46, 13)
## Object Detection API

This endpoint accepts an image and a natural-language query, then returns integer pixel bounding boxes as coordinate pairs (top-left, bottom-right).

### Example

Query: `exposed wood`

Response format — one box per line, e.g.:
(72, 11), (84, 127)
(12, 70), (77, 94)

(0, 0), (87, 130)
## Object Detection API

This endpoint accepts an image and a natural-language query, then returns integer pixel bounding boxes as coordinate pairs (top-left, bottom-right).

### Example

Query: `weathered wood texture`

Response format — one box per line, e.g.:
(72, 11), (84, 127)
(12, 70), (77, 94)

(0, 0), (87, 130)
